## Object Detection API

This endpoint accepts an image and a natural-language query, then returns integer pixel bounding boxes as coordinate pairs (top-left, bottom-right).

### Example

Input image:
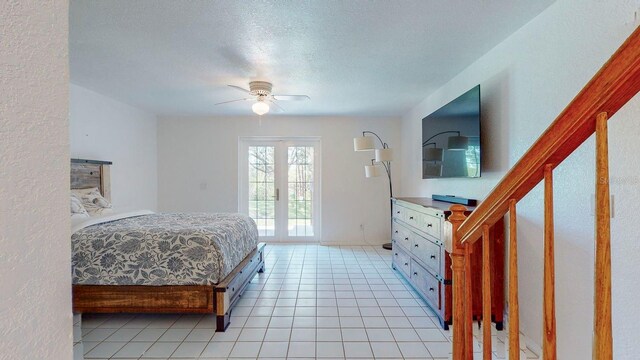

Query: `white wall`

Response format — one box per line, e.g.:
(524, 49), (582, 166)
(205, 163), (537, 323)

(0, 1), (72, 358)
(158, 116), (400, 245)
(398, 0), (640, 358)
(70, 84), (158, 211)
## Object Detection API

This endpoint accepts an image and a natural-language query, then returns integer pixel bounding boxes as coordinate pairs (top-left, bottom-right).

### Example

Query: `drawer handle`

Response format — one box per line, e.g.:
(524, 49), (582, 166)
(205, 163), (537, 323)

(404, 237), (409, 241)
(404, 262), (409, 266)
(394, 253), (398, 256)
(429, 287), (435, 292)
(430, 254), (436, 259)
(397, 211), (400, 214)
(232, 287), (235, 292)
(413, 272), (418, 276)
(409, 216), (414, 220)
(394, 230), (398, 234)
(414, 244), (419, 248)
(427, 223), (433, 227)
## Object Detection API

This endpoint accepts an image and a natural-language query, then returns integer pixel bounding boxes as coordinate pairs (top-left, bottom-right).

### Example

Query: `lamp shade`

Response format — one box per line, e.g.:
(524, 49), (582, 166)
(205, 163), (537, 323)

(423, 147), (443, 162)
(353, 136), (375, 151)
(364, 165), (381, 178)
(252, 101), (270, 115)
(375, 148), (393, 162)
(447, 135), (468, 150)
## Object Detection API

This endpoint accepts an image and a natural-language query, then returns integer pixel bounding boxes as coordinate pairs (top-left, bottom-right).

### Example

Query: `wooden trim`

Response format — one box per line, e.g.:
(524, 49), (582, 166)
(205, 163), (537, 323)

(543, 165), (557, 359)
(508, 200), (520, 360)
(448, 205), (468, 360)
(72, 285), (214, 313)
(71, 158), (113, 165)
(100, 164), (111, 202)
(594, 112), (613, 359)
(72, 244), (265, 330)
(457, 26), (640, 245)
(464, 243), (473, 360)
(490, 217), (505, 328)
(482, 225), (492, 360)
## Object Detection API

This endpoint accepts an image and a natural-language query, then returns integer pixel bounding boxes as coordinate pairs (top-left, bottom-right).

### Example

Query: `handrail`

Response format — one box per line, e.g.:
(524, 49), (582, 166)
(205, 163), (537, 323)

(458, 25), (640, 245)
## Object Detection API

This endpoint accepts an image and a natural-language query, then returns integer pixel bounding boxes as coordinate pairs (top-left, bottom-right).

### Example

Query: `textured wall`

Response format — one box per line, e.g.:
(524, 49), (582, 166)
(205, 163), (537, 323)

(70, 84), (158, 211)
(398, 0), (640, 358)
(0, 1), (71, 359)
(157, 116), (401, 245)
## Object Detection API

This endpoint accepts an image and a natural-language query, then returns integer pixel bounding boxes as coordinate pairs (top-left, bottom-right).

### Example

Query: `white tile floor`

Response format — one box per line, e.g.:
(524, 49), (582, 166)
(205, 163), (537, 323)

(77, 244), (539, 359)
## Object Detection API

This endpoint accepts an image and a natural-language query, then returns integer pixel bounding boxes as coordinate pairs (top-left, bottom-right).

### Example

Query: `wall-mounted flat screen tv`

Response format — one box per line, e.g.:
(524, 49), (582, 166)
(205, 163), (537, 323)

(422, 85), (481, 179)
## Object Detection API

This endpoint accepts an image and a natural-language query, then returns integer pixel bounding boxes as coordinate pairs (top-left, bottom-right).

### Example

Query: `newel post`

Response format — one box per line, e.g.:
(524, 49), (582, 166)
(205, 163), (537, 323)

(448, 204), (469, 360)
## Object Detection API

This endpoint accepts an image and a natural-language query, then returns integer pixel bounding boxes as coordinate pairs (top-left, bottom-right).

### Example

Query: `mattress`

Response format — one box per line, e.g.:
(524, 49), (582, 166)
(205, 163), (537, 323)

(71, 212), (259, 286)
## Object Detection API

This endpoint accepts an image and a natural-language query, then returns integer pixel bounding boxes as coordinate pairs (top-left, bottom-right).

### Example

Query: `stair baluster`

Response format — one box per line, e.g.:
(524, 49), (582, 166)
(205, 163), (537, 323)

(594, 112), (613, 360)
(508, 199), (520, 360)
(482, 224), (492, 359)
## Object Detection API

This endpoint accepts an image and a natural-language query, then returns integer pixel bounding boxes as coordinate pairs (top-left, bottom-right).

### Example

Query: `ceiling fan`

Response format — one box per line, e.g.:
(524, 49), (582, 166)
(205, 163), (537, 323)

(215, 81), (310, 115)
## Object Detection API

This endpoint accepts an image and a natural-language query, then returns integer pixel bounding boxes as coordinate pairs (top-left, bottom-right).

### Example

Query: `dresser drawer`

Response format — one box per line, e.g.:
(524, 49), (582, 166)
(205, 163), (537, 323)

(411, 234), (441, 275)
(393, 247), (411, 278)
(411, 260), (440, 309)
(392, 203), (406, 222)
(421, 213), (441, 239)
(404, 208), (422, 229)
(392, 221), (412, 250)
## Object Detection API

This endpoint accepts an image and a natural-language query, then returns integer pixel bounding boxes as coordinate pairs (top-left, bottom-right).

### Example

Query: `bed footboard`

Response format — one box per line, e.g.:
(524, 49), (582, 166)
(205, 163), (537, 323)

(72, 243), (266, 332)
(214, 243), (265, 331)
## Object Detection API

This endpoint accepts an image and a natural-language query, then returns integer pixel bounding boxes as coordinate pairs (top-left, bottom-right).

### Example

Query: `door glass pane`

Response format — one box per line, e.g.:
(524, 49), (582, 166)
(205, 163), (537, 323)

(248, 146), (275, 236)
(287, 146), (314, 236)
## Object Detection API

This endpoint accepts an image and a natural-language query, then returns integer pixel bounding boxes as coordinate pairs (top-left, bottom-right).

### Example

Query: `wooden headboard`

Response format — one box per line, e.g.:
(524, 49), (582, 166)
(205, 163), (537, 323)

(71, 159), (112, 201)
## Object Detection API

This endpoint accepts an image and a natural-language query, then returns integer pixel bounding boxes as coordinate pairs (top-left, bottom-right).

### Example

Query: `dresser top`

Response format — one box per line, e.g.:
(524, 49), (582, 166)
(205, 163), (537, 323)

(393, 197), (476, 212)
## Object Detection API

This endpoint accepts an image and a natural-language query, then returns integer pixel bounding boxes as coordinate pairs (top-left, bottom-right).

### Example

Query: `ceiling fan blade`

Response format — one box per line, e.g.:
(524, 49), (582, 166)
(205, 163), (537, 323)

(272, 94), (310, 101)
(228, 84), (251, 94)
(268, 99), (285, 112)
(214, 98), (252, 105)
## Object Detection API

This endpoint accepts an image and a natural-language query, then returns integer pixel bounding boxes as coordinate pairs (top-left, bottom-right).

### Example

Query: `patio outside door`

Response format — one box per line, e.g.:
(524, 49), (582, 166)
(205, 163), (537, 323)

(238, 137), (321, 242)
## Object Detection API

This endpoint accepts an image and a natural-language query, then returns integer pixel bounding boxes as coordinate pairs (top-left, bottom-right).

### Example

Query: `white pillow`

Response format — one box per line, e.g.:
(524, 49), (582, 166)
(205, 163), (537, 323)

(71, 188), (113, 216)
(71, 194), (90, 220)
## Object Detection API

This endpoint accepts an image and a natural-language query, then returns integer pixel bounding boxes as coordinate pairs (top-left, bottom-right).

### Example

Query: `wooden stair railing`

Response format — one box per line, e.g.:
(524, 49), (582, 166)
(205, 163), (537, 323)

(447, 25), (640, 360)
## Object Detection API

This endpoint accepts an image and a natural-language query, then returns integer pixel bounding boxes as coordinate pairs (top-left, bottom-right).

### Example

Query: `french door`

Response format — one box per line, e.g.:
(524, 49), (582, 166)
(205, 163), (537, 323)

(239, 137), (321, 242)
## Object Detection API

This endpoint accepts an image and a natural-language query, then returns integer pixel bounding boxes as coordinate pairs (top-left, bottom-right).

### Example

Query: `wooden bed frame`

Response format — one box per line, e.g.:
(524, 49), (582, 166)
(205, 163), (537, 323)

(70, 159), (265, 331)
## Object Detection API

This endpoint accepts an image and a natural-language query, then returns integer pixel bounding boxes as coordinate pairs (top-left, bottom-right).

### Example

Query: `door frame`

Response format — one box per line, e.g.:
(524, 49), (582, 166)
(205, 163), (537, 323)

(238, 136), (322, 242)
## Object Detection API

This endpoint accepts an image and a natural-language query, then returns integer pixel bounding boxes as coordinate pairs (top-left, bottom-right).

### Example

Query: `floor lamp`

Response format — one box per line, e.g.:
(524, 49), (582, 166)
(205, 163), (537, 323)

(353, 131), (393, 250)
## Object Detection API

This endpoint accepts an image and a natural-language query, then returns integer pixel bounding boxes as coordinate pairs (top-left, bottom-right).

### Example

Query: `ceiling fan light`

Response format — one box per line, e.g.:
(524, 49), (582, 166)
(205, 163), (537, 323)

(252, 101), (270, 115)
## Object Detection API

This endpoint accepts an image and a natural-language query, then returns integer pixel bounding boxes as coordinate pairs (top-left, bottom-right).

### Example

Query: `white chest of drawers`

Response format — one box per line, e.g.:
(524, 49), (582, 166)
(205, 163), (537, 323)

(390, 197), (505, 330)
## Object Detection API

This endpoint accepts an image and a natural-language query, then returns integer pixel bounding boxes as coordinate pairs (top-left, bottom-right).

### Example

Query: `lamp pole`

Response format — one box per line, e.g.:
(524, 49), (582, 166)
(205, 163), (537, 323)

(360, 131), (393, 250)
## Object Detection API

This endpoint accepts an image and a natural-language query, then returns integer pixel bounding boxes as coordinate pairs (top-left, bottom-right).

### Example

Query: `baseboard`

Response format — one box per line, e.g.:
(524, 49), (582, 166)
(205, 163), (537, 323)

(260, 240), (386, 247)
(501, 310), (542, 357)
(319, 241), (386, 246)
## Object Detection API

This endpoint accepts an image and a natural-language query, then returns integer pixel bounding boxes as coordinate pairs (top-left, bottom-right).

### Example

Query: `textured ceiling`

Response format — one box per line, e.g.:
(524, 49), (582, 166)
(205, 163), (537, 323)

(70, 0), (555, 116)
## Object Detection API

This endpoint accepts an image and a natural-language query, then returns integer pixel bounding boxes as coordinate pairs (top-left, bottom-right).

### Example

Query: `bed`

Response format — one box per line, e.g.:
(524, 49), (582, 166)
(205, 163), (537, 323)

(70, 159), (265, 331)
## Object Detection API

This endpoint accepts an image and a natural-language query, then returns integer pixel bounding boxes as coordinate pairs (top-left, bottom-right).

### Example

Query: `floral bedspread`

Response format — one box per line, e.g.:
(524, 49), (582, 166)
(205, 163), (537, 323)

(71, 213), (258, 285)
